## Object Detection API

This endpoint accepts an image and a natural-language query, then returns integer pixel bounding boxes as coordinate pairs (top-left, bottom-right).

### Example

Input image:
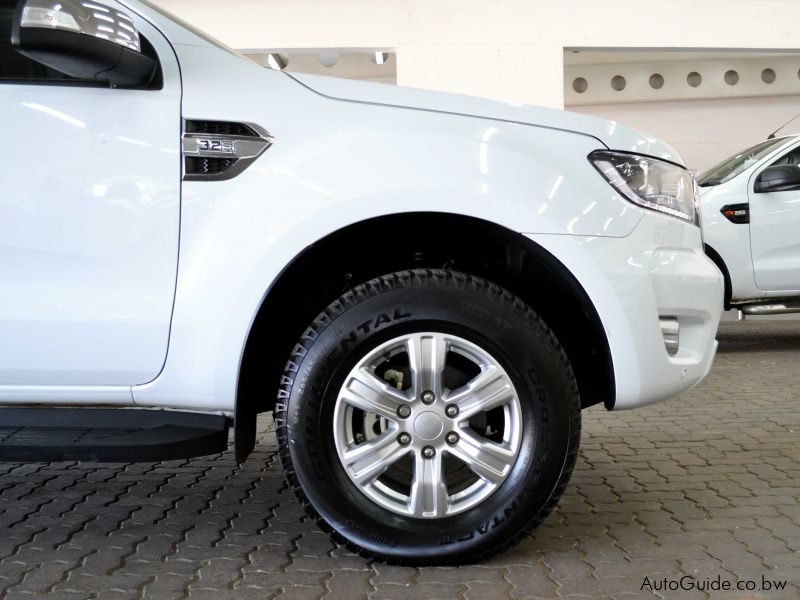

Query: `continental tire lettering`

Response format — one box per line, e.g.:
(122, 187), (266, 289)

(340, 329), (359, 351)
(341, 308), (412, 350)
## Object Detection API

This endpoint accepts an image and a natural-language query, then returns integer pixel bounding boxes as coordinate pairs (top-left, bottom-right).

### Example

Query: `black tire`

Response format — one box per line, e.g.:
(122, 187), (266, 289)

(274, 269), (580, 564)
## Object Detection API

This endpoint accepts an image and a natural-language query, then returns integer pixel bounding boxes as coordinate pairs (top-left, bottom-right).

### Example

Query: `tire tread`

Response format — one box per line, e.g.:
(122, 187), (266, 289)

(274, 268), (581, 564)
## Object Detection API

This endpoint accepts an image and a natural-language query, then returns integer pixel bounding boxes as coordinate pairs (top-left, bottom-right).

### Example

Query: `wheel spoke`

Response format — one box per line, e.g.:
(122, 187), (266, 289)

(340, 366), (409, 420)
(343, 432), (409, 486)
(448, 429), (515, 484)
(406, 334), (448, 398)
(410, 452), (448, 518)
(333, 331), (523, 519)
(446, 366), (514, 420)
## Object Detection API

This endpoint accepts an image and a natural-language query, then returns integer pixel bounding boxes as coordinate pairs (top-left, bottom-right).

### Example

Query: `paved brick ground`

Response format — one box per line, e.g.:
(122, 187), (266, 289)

(1, 320), (799, 599)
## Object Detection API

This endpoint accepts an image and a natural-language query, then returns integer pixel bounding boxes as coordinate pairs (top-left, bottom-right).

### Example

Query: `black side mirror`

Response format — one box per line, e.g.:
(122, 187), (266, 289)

(754, 165), (800, 193)
(12, 0), (156, 88)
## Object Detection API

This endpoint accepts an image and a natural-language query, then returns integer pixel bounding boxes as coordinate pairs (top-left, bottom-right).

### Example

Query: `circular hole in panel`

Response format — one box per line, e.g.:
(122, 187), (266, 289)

(369, 52), (390, 65)
(319, 52), (339, 67)
(724, 69), (739, 85)
(649, 73), (664, 89)
(266, 53), (289, 70)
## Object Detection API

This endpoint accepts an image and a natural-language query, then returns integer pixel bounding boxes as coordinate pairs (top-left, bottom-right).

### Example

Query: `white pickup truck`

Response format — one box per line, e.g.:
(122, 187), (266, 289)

(699, 135), (800, 315)
(0, 0), (722, 563)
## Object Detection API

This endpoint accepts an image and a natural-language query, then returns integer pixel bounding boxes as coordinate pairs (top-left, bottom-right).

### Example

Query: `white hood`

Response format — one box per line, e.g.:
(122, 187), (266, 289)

(289, 72), (684, 166)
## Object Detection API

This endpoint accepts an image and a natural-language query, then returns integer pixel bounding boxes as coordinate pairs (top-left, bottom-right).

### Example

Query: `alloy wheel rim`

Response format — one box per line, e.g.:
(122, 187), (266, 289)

(333, 332), (523, 518)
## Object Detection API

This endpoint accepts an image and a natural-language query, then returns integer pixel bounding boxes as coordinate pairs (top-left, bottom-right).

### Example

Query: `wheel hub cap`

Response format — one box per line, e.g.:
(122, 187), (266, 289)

(413, 411), (444, 441)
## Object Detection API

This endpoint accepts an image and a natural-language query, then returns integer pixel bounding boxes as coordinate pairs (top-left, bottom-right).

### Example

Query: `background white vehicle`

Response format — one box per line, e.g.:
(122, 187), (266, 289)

(0, 0), (722, 563)
(699, 135), (800, 314)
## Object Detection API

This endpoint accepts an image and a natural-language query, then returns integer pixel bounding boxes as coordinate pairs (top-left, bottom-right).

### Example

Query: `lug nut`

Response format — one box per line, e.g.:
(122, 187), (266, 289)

(397, 404), (412, 419)
(445, 432), (459, 445)
(421, 390), (435, 404)
(398, 433), (412, 445)
(445, 404), (459, 418)
(422, 446), (436, 459)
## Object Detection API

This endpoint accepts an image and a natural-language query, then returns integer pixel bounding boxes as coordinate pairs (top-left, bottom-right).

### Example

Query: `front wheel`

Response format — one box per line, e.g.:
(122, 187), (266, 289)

(275, 269), (580, 564)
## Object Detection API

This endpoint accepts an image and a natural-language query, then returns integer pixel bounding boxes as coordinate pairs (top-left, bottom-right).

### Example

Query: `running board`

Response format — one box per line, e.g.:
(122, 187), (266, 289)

(741, 302), (800, 315)
(0, 408), (229, 462)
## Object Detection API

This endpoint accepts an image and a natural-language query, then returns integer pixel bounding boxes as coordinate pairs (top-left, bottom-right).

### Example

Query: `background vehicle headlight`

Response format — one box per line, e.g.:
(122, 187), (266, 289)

(589, 150), (697, 223)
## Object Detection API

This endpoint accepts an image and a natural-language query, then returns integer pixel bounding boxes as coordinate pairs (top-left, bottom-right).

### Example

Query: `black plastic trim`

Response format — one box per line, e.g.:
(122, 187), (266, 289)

(704, 244), (733, 310)
(586, 148), (687, 170)
(185, 121), (259, 137)
(719, 203), (750, 224)
(0, 408), (229, 462)
(754, 165), (800, 193)
(10, 2), (161, 90)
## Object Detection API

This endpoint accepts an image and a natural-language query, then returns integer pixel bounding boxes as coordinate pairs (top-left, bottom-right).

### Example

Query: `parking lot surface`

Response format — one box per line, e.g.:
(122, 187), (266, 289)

(0, 320), (798, 599)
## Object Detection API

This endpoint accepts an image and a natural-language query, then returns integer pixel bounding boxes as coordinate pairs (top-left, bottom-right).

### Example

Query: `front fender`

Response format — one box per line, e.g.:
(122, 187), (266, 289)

(133, 49), (643, 411)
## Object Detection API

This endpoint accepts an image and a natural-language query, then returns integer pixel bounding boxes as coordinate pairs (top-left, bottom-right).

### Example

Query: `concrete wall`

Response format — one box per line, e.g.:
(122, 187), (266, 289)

(151, 0), (800, 109)
(565, 53), (800, 172)
(152, 1), (800, 172)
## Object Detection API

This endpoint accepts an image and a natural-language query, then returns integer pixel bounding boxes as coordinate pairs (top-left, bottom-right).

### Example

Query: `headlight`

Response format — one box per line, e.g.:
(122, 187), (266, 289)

(589, 150), (697, 224)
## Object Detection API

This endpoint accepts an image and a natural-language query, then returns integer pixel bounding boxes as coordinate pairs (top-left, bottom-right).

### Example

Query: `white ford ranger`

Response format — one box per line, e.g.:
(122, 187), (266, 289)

(699, 135), (800, 315)
(0, 0), (722, 563)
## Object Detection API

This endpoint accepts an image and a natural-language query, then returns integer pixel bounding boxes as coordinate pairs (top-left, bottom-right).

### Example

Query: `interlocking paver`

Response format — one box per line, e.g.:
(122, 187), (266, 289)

(0, 320), (799, 598)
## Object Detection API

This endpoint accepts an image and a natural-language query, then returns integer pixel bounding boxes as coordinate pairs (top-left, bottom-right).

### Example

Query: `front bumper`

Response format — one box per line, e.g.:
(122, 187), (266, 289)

(527, 211), (723, 410)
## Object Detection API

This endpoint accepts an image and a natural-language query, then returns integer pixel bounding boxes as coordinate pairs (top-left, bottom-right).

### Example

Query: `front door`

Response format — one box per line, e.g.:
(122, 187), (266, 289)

(0, 1), (181, 386)
(749, 142), (800, 292)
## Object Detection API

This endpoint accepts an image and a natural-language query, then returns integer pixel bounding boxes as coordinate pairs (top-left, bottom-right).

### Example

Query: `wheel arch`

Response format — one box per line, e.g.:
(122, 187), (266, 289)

(235, 212), (615, 461)
(704, 243), (732, 310)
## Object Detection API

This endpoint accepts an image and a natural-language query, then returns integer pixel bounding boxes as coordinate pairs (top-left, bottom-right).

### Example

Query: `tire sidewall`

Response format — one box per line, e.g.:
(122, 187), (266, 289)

(281, 273), (577, 563)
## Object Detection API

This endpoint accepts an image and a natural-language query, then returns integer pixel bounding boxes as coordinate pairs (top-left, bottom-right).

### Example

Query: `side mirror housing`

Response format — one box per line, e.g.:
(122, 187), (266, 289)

(754, 165), (800, 193)
(12, 0), (157, 88)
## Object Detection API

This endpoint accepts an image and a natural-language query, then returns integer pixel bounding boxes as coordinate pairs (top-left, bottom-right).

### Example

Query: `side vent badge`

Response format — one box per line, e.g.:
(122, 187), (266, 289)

(720, 203), (749, 224)
(183, 120), (273, 182)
